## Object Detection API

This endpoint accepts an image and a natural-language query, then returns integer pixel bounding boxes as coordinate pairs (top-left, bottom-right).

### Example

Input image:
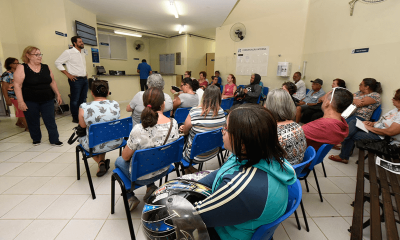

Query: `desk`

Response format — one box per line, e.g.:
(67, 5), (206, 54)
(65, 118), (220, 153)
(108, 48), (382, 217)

(92, 74), (179, 102)
(350, 149), (400, 240)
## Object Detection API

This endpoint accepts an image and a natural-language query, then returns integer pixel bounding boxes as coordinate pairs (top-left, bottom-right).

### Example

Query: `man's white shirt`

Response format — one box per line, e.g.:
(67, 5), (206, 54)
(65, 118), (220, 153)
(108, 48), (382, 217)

(55, 47), (87, 76)
(293, 80), (306, 100)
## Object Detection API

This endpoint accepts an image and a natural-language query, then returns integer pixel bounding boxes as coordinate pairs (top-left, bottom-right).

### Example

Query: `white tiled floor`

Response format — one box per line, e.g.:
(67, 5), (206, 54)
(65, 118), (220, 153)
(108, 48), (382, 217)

(0, 112), (391, 240)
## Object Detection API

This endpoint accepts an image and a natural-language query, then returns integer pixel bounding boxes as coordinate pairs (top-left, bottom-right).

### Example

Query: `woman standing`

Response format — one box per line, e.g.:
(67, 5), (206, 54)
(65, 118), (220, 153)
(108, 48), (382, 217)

(1, 57), (28, 130)
(13, 46), (63, 146)
(221, 74), (237, 99)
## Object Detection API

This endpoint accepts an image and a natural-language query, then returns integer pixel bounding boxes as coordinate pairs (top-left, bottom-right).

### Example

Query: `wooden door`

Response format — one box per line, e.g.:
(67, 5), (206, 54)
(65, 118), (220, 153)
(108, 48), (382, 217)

(206, 53), (215, 80)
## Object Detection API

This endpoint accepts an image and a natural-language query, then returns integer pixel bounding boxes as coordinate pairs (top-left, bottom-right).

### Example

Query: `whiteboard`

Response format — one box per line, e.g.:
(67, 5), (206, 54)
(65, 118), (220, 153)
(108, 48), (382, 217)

(236, 47), (269, 76)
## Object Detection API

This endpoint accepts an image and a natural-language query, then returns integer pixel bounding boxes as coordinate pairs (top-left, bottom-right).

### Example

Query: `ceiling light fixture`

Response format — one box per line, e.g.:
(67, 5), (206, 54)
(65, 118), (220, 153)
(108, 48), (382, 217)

(179, 25), (185, 34)
(169, 0), (179, 18)
(114, 31), (142, 37)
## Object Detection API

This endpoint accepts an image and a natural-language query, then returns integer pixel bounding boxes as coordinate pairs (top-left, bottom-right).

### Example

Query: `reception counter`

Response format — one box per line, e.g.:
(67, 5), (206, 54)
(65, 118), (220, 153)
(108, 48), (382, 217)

(90, 74), (181, 102)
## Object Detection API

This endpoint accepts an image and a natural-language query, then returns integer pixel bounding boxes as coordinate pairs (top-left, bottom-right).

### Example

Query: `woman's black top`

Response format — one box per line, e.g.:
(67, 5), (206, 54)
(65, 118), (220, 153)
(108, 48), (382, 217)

(22, 63), (55, 102)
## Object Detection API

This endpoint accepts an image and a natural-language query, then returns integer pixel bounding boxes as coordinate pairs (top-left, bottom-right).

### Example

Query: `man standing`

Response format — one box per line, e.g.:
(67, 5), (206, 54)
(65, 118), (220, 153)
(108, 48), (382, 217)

(55, 36), (87, 123)
(292, 72), (306, 101)
(137, 59), (152, 91)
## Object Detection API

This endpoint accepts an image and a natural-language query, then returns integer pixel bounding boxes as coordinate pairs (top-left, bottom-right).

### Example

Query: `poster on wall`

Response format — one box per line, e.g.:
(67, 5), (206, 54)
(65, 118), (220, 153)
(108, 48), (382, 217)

(91, 48), (100, 63)
(236, 47), (269, 76)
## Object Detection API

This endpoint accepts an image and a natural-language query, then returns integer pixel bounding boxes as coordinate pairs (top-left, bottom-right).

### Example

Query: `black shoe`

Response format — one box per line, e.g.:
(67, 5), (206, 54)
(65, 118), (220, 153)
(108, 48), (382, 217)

(51, 141), (64, 147)
(33, 141), (41, 146)
(72, 118), (79, 123)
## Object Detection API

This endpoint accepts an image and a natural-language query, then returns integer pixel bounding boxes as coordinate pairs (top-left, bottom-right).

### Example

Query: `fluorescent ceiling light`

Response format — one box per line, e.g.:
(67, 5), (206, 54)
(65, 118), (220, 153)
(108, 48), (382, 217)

(170, 0), (179, 18)
(179, 25), (185, 34)
(114, 31), (142, 37)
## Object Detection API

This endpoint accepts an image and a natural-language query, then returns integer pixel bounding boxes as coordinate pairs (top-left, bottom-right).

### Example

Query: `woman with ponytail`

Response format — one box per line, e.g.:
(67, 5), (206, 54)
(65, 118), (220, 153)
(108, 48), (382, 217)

(115, 87), (180, 211)
(78, 80), (122, 177)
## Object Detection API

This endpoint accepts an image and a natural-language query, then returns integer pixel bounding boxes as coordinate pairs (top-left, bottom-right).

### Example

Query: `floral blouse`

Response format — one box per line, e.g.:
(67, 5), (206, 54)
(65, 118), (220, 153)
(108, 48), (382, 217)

(354, 91), (381, 121)
(277, 122), (307, 165)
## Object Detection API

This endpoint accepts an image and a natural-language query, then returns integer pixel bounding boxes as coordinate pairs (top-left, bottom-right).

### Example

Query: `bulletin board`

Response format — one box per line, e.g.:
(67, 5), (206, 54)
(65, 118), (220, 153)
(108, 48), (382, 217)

(236, 47), (269, 76)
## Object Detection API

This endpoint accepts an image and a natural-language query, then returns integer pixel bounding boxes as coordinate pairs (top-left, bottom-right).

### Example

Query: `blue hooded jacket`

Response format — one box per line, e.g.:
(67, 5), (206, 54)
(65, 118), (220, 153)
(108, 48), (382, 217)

(196, 154), (296, 240)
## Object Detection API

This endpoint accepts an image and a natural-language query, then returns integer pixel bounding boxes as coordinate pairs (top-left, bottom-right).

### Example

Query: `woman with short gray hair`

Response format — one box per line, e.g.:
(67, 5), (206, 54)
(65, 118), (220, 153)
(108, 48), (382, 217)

(265, 89), (307, 165)
(127, 74), (173, 125)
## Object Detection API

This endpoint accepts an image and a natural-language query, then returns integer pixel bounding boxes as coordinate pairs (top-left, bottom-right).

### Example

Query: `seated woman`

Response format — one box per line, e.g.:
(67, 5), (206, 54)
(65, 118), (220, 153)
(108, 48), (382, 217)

(221, 74), (237, 99)
(282, 81), (298, 104)
(196, 104), (296, 240)
(265, 89), (307, 165)
(180, 85), (226, 173)
(209, 76), (221, 90)
(301, 78), (346, 124)
(78, 80), (122, 177)
(127, 73), (173, 126)
(115, 87), (180, 210)
(198, 71), (208, 90)
(172, 77), (200, 111)
(330, 89), (400, 164)
(233, 73), (262, 104)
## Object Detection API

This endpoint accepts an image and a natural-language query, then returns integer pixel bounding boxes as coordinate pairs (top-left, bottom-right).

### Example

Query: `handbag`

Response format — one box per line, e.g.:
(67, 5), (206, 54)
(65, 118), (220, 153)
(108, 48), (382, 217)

(163, 118), (173, 145)
(67, 125), (87, 145)
(234, 86), (246, 101)
(356, 136), (400, 158)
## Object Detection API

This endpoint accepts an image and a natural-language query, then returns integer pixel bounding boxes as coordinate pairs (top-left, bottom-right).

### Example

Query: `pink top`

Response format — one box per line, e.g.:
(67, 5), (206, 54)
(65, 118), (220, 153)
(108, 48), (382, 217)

(199, 80), (208, 88)
(223, 83), (236, 96)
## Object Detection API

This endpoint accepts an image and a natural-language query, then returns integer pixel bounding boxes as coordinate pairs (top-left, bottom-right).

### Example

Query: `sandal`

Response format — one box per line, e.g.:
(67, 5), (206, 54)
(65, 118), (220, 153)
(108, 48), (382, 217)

(332, 144), (342, 150)
(96, 159), (110, 177)
(328, 155), (348, 164)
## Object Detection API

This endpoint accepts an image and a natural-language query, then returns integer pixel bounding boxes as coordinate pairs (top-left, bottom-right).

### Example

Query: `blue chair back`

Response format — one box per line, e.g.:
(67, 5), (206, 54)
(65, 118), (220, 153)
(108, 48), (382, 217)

(220, 85), (224, 94)
(88, 117), (133, 149)
(293, 146), (316, 176)
(239, 85), (245, 88)
(190, 128), (223, 159)
(263, 87), (269, 97)
(370, 105), (382, 122)
(306, 88), (310, 94)
(309, 144), (333, 170)
(174, 107), (191, 124)
(221, 98), (234, 111)
(130, 137), (184, 181)
(163, 111), (171, 118)
(251, 180), (302, 240)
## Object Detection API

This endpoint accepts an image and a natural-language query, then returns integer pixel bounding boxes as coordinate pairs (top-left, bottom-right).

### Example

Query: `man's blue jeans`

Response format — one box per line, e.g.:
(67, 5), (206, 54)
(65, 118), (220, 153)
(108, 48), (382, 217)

(68, 77), (88, 120)
(339, 116), (381, 160)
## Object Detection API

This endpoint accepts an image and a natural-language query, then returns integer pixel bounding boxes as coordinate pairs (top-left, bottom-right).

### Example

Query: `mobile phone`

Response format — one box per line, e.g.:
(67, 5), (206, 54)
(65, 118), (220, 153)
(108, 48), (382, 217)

(171, 86), (181, 92)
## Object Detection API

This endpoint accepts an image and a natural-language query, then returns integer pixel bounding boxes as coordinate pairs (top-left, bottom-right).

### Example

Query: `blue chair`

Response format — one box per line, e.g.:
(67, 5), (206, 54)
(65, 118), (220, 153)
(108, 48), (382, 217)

(75, 117), (133, 199)
(298, 144), (333, 202)
(370, 105), (382, 122)
(111, 137), (185, 240)
(261, 87), (269, 105)
(221, 98), (234, 115)
(180, 128), (224, 175)
(306, 88), (310, 94)
(163, 111), (171, 118)
(292, 146), (316, 232)
(220, 84), (224, 94)
(174, 107), (191, 125)
(251, 180), (302, 240)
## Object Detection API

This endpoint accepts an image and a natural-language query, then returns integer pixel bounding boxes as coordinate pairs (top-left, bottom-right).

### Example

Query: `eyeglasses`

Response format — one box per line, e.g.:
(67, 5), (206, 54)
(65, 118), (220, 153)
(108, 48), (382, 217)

(330, 87), (346, 104)
(12, 62), (20, 65)
(30, 54), (43, 57)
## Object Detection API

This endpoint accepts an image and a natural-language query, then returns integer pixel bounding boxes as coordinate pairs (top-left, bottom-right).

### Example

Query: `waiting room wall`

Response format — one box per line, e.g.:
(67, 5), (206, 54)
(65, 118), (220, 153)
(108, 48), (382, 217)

(302, 0), (400, 113)
(214, 0), (310, 87)
(187, 36), (215, 80)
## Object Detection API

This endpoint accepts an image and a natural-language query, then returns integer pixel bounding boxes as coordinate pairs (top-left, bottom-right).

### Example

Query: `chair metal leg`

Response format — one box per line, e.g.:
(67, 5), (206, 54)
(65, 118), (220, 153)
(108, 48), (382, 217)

(304, 178), (309, 192)
(300, 200), (310, 232)
(294, 210), (301, 230)
(119, 147), (122, 156)
(83, 157), (96, 200)
(217, 152), (222, 167)
(159, 178), (162, 186)
(321, 162), (327, 178)
(76, 146), (80, 180)
(111, 174), (116, 214)
(313, 169), (323, 202)
(114, 174), (136, 240)
(174, 163), (181, 177)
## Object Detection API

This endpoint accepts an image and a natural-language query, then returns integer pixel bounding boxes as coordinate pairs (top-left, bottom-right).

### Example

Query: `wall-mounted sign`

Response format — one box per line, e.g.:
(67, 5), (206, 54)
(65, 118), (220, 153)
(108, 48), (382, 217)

(55, 31), (67, 37)
(352, 48), (369, 54)
(176, 52), (181, 65)
(100, 42), (109, 46)
(91, 48), (99, 63)
(133, 58), (139, 60)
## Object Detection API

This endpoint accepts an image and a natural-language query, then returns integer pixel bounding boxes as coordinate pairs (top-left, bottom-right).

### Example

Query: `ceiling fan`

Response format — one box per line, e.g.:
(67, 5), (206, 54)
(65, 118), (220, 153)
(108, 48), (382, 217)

(349, 0), (387, 16)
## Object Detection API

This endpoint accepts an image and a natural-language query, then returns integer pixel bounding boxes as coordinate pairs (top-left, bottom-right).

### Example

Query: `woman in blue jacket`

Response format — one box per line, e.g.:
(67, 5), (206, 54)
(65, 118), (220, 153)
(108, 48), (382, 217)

(196, 104), (297, 240)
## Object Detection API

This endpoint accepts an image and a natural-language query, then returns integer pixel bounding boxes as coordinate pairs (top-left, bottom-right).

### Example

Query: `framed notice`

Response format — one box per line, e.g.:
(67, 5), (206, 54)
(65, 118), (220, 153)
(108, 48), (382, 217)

(236, 47), (269, 76)
(176, 52), (181, 65)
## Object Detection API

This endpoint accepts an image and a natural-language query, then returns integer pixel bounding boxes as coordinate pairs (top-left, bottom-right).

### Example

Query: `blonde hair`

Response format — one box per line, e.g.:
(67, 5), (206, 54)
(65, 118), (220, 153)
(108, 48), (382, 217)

(21, 46), (40, 64)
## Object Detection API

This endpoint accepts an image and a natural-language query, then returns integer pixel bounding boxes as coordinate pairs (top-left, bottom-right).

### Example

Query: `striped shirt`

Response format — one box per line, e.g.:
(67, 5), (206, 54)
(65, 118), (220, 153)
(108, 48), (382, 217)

(183, 106), (226, 163)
